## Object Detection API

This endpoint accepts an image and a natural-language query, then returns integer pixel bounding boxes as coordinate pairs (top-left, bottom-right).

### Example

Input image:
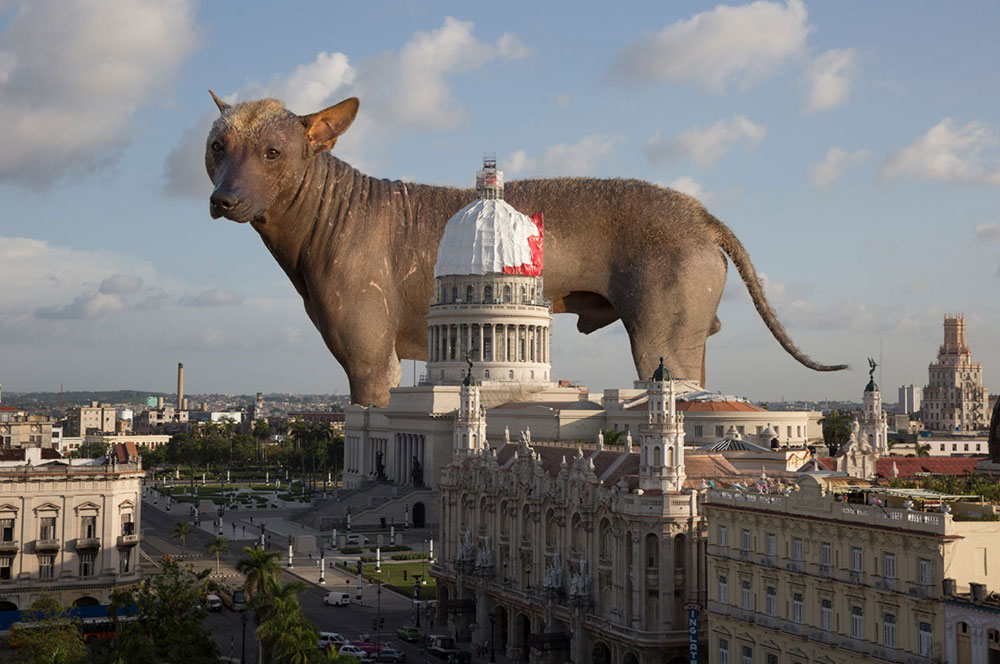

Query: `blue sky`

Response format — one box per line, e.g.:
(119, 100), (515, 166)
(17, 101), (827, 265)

(1, 0), (998, 402)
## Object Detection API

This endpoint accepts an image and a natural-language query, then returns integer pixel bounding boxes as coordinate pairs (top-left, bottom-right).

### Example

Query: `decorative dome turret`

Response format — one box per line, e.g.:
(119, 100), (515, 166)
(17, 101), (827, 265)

(425, 155), (552, 387)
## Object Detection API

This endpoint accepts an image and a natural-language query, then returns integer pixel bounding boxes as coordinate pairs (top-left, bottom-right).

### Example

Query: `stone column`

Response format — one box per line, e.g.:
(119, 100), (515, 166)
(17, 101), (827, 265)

(478, 324), (484, 361)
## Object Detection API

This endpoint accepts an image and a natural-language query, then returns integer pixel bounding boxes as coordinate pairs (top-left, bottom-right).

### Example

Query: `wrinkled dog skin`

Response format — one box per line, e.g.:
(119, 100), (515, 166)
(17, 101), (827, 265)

(205, 93), (846, 406)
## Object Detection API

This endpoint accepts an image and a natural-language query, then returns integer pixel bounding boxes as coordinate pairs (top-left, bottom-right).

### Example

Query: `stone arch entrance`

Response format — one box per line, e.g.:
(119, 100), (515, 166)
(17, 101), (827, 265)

(73, 596), (99, 607)
(591, 641), (612, 664)
(413, 502), (426, 528)
(623, 652), (639, 664)
(0, 600), (17, 611)
(516, 613), (532, 654)
(492, 605), (508, 652)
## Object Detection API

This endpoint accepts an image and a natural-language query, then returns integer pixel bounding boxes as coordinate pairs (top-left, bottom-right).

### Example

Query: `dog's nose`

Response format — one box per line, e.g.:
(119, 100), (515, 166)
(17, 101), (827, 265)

(210, 190), (238, 211)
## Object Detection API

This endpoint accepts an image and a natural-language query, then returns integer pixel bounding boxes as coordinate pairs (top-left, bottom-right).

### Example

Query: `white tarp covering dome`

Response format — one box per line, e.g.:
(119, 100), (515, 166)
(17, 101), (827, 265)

(434, 199), (542, 277)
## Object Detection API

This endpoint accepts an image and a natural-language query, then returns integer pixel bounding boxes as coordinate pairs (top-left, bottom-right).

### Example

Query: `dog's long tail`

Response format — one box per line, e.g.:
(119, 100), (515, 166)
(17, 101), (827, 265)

(705, 213), (849, 372)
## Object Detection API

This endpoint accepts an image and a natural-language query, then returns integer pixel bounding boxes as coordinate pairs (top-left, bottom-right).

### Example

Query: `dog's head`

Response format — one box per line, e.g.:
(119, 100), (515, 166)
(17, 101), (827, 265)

(205, 92), (359, 224)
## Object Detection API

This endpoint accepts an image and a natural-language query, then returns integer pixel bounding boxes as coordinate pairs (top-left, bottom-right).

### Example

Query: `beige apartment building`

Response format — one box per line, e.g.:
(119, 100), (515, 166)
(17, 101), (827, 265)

(65, 401), (119, 437)
(0, 446), (144, 611)
(0, 409), (54, 449)
(705, 473), (1000, 664)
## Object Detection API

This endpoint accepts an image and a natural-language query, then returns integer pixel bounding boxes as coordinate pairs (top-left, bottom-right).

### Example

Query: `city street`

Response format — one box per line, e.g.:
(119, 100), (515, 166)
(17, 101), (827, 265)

(140, 491), (448, 663)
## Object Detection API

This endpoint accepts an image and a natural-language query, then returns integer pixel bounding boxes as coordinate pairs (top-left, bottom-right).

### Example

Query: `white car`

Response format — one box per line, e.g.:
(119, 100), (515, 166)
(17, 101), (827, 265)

(323, 591), (351, 606)
(337, 644), (373, 661)
(319, 631), (347, 650)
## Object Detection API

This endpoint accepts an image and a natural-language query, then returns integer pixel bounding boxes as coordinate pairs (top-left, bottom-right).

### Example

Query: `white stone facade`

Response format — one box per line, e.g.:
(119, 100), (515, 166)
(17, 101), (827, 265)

(0, 448), (144, 610)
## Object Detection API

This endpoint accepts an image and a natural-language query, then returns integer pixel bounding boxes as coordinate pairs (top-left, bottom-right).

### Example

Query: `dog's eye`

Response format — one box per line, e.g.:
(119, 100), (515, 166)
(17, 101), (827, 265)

(265, 148), (281, 160)
(211, 141), (223, 152)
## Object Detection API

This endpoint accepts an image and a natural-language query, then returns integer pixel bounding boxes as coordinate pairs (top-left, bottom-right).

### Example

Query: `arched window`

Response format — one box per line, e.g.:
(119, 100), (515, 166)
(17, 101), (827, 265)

(451, 286), (458, 302)
(667, 446), (674, 466)
(645, 533), (659, 568)
(653, 446), (661, 466)
(503, 285), (511, 303)
(484, 370), (490, 379)
(509, 370), (514, 379)
(466, 285), (474, 302)
(520, 286), (526, 302)
(484, 285), (493, 302)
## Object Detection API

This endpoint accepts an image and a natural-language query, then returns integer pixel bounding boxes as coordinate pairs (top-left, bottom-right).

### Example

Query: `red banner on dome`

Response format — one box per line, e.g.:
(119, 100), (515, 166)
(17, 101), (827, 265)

(503, 212), (544, 276)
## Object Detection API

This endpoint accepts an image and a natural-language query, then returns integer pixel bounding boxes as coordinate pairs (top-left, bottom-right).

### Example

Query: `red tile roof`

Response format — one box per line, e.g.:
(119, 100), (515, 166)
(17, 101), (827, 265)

(677, 400), (763, 412)
(812, 456), (986, 479)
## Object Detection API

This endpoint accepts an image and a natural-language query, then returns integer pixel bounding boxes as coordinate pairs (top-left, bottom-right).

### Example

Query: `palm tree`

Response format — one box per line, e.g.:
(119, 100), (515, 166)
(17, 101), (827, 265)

(819, 410), (853, 455)
(172, 520), (194, 553)
(254, 581), (315, 664)
(915, 442), (931, 457)
(237, 546), (283, 604)
(600, 428), (627, 446)
(206, 536), (229, 575)
(107, 586), (134, 629)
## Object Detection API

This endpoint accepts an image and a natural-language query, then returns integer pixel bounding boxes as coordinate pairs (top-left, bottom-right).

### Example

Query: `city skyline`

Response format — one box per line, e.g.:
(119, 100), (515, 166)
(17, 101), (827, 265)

(2, 1), (999, 401)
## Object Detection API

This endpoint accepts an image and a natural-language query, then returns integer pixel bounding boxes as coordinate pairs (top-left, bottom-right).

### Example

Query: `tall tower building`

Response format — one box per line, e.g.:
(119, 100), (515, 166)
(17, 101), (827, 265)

(426, 155), (551, 386)
(898, 384), (921, 414)
(639, 358), (686, 492)
(923, 315), (989, 431)
(453, 371), (487, 461)
(859, 359), (889, 455)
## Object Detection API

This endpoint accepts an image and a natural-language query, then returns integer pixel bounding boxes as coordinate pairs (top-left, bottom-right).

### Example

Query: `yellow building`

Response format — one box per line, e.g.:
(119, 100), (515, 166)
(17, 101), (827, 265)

(704, 474), (1000, 664)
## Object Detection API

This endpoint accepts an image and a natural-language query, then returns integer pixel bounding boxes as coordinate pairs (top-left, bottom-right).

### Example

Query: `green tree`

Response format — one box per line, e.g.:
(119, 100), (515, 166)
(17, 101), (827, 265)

(71, 440), (108, 459)
(172, 520), (194, 553)
(600, 428), (627, 446)
(14, 596), (85, 664)
(253, 418), (272, 463)
(253, 580), (315, 664)
(237, 546), (283, 606)
(206, 536), (229, 575)
(136, 444), (165, 468)
(231, 434), (257, 467)
(915, 442), (931, 457)
(819, 410), (853, 455)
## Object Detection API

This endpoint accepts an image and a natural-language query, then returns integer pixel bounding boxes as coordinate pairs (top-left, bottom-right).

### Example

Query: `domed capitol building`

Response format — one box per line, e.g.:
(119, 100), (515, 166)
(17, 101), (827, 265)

(324, 157), (824, 663)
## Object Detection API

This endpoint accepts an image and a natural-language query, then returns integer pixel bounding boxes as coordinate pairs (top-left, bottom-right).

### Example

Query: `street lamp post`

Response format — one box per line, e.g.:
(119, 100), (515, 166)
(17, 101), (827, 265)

(376, 581), (383, 657)
(489, 612), (496, 663)
(240, 611), (248, 664)
(319, 546), (326, 584)
(412, 574), (422, 629)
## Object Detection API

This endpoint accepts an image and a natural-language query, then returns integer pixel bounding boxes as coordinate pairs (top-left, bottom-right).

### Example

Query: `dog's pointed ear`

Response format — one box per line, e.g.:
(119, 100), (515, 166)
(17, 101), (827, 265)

(300, 98), (359, 153)
(209, 90), (231, 114)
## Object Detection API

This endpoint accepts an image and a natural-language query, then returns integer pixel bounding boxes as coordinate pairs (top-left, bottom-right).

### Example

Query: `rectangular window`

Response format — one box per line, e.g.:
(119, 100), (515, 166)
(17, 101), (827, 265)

(39, 554), (54, 579)
(792, 592), (803, 624)
(919, 558), (932, 586)
(851, 606), (864, 639)
(919, 622), (932, 656)
(718, 639), (729, 664)
(718, 575), (728, 604)
(820, 542), (832, 567)
(741, 529), (751, 552)
(765, 587), (776, 616)
(719, 525), (727, 548)
(821, 599), (832, 631)
(741, 646), (753, 664)
(883, 552), (896, 579)
(81, 515), (96, 539)
(80, 552), (94, 577)
(766, 533), (776, 557)
(121, 514), (135, 536)
(0, 557), (11, 581)
(737, 425), (745, 435)
(883, 613), (896, 648)
(694, 425), (703, 437)
(851, 547), (863, 573)
(40, 516), (56, 540)
(120, 548), (131, 573)
(715, 425), (724, 437)
(792, 537), (803, 562)
(741, 580), (752, 610)
(767, 655), (778, 664)
(0, 518), (13, 542)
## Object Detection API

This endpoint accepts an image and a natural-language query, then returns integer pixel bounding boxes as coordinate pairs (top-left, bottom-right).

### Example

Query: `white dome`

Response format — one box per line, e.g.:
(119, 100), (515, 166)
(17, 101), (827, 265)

(435, 199), (543, 277)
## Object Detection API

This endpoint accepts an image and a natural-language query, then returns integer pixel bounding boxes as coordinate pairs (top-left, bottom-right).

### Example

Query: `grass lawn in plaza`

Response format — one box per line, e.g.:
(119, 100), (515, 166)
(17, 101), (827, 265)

(361, 562), (436, 600)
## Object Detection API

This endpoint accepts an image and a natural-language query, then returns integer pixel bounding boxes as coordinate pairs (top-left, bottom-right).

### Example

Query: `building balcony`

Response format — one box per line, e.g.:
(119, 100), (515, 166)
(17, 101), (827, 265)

(807, 627), (836, 645)
(644, 567), (659, 584)
(706, 600), (728, 617)
(730, 606), (755, 623)
(117, 534), (141, 547)
(35, 538), (60, 552)
(756, 614), (778, 630)
(758, 555), (776, 568)
(784, 560), (803, 573)
(780, 620), (804, 636)
(736, 549), (752, 563)
(845, 570), (865, 585)
(871, 644), (900, 663)
(840, 635), (868, 654)
(706, 543), (726, 558)
(907, 583), (936, 600)
(75, 537), (101, 550)
(873, 576), (898, 592)
(0, 539), (18, 554)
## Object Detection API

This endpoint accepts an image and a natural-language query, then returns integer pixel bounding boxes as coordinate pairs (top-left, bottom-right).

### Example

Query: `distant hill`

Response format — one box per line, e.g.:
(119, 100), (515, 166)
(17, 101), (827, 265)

(5, 391), (171, 408)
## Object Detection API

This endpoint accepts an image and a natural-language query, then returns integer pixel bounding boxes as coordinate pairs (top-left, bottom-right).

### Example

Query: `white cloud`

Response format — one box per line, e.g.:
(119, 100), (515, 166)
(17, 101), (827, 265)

(880, 119), (1000, 185)
(36, 292), (126, 320)
(609, 0), (809, 91)
(180, 289), (246, 308)
(664, 176), (712, 203)
(0, 0), (196, 187)
(505, 135), (618, 177)
(646, 116), (766, 167)
(803, 48), (858, 111)
(137, 292), (169, 311)
(99, 274), (144, 295)
(976, 223), (1000, 241)
(810, 147), (870, 189)
(167, 17), (526, 197)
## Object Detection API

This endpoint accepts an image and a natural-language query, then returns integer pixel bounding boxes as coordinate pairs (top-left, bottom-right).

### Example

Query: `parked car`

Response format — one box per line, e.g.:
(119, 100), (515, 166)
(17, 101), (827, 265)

(218, 585), (245, 612)
(396, 625), (420, 642)
(323, 591), (351, 606)
(318, 632), (348, 651)
(205, 594), (222, 612)
(337, 644), (373, 661)
(345, 534), (371, 546)
(373, 646), (406, 662)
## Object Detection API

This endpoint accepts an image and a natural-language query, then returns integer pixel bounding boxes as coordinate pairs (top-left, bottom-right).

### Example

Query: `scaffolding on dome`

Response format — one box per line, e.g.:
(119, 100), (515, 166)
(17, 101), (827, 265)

(476, 152), (503, 200)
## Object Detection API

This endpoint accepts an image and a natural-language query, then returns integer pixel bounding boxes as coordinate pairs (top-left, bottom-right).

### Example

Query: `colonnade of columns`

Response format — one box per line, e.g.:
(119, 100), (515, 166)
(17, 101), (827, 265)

(394, 433), (425, 485)
(427, 323), (549, 365)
